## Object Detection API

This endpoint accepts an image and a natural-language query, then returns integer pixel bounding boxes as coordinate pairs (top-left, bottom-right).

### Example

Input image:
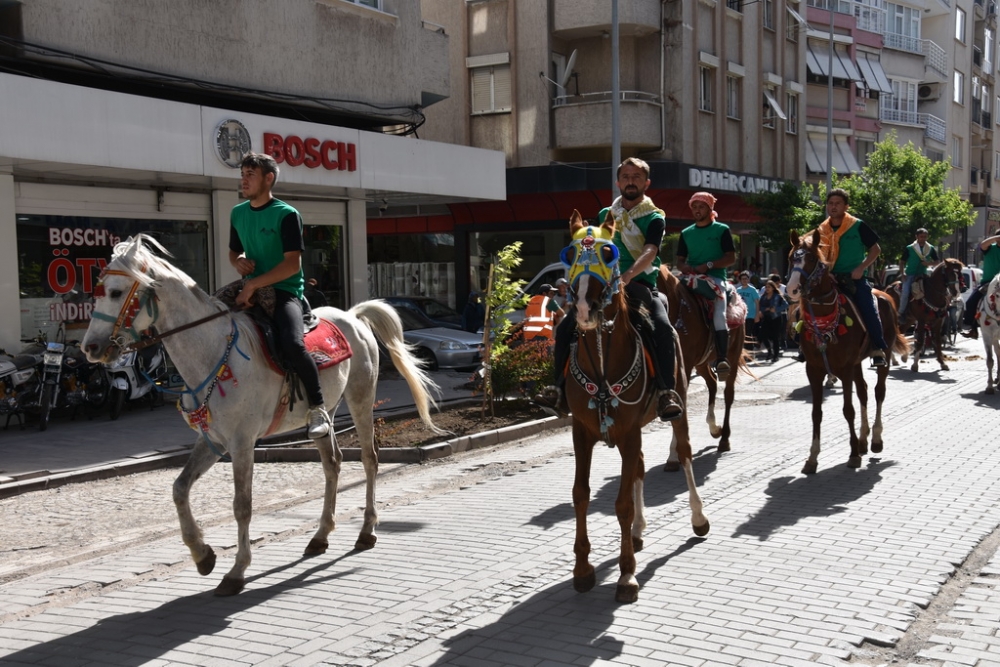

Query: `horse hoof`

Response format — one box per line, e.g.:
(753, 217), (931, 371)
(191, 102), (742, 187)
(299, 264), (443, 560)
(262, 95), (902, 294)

(573, 570), (596, 593)
(632, 536), (644, 552)
(942, 364), (950, 371)
(717, 442), (731, 453)
(802, 461), (818, 475)
(871, 442), (883, 454)
(987, 387), (996, 395)
(214, 576), (245, 597)
(693, 520), (710, 537)
(354, 533), (377, 551)
(664, 460), (680, 473)
(847, 456), (863, 468)
(304, 538), (328, 556)
(196, 548), (217, 576)
(615, 583), (639, 604)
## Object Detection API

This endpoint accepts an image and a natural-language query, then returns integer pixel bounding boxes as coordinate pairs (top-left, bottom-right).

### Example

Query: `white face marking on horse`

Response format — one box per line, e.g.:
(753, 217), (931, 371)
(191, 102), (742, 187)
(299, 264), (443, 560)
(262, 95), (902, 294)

(786, 252), (804, 301)
(574, 274), (594, 330)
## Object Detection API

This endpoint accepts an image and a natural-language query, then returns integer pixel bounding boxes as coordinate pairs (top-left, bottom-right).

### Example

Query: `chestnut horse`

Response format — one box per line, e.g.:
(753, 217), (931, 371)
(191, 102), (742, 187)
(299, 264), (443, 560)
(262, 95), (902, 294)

(563, 210), (709, 604)
(657, 266), (751, 468)
(888, 258), (963, 372)
(786, 230), (909, 474)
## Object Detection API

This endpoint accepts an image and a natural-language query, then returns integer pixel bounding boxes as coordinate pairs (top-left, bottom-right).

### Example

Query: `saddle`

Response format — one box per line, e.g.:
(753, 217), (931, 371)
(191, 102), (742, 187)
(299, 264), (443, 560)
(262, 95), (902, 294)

(675, 276), (747, 332)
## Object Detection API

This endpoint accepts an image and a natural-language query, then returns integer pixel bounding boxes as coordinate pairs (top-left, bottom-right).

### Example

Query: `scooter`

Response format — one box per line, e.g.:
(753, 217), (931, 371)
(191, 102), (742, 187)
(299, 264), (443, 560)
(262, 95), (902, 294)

(105, 341), (167, 420)
(0, 338), (46, 430)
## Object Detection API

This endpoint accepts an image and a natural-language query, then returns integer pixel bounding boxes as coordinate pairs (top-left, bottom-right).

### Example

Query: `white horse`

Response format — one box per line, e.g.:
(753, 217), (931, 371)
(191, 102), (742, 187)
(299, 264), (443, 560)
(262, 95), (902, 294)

(81, 234), (444, 596)
(976, 274), (1000, 394)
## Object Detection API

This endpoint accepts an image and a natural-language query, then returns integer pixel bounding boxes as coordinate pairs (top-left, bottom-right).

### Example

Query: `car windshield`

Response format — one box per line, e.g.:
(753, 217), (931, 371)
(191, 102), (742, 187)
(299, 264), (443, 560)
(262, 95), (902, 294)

(421, 300), (459, 318)
(394, 307), (433, 331)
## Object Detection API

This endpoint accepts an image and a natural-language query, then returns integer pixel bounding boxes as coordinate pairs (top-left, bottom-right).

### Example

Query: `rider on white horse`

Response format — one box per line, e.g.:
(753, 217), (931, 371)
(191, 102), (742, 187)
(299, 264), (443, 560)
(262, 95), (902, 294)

(229, 152), (330, 439)
(961, 233), (1000, 340)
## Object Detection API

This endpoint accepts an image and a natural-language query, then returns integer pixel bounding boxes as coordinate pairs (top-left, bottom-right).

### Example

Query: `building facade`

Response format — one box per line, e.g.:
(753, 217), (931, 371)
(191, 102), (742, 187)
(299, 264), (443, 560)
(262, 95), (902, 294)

(0, 0), (505, 352)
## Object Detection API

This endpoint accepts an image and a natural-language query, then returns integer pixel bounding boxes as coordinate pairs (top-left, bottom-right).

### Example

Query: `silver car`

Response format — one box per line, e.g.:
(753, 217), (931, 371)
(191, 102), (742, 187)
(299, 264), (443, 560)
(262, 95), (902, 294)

(390, 304), (484, 371)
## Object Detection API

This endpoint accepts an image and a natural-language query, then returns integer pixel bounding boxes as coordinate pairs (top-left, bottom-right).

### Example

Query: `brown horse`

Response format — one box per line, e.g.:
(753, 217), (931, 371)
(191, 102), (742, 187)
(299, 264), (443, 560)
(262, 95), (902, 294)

(657, 266), (751, 468)
(887, 258), (964, 372)
(563, 210), (709, 604)
(786, 230), (909, 474)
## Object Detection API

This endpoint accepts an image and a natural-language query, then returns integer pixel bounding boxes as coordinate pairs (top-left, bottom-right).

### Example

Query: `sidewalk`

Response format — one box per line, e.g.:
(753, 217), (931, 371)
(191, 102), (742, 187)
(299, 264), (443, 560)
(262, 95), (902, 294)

(0, 368), (480, 483)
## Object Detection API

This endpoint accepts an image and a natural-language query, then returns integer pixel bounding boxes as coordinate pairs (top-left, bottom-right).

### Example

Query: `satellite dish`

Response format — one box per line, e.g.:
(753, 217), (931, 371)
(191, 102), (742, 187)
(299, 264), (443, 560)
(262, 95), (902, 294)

(558, 50), (578, 89)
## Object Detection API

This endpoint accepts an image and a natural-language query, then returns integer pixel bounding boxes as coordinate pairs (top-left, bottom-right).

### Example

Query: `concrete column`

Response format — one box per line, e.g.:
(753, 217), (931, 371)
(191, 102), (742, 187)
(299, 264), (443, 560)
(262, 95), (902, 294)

(0, 174), (19, 352)
(346, 190), (368, 304)
(212, 189), (240, 291)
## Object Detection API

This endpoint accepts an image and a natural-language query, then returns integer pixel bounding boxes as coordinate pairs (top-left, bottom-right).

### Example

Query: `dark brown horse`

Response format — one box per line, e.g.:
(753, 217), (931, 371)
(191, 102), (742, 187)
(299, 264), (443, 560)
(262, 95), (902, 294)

(887, 258), (964, 372)
(657, 266), (751, 469)
(786, 230), (909, 474)
(563, 210), (709, 604)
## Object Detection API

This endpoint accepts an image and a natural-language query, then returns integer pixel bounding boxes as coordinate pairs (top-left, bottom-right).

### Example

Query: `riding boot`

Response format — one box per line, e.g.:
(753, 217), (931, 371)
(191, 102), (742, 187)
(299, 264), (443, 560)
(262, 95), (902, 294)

(649, 319), (682, 422)
(533, 317), (573, 417)
(713, 329), (731, 381)
(961, 322), (980, 340)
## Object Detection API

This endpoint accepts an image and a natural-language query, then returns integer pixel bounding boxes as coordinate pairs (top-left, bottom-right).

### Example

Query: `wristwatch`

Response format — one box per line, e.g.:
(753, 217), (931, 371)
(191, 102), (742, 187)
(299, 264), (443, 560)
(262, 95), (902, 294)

(706, 261), (714, 269)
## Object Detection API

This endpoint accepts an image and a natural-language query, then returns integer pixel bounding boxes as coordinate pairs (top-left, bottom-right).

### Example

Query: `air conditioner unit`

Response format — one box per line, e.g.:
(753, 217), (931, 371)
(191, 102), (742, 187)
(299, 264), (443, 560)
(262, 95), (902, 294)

(918, 83), (941, 101)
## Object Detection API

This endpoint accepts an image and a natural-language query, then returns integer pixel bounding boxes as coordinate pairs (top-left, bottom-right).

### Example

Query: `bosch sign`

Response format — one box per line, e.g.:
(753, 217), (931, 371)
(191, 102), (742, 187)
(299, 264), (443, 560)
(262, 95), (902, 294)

(263, 133), (357, 171)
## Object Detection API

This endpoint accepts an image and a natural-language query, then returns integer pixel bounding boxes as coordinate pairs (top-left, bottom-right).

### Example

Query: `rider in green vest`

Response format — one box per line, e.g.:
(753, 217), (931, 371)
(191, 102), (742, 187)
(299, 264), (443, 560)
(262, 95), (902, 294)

(961, 233), (1000, 339)
(898, 228), (939, 319)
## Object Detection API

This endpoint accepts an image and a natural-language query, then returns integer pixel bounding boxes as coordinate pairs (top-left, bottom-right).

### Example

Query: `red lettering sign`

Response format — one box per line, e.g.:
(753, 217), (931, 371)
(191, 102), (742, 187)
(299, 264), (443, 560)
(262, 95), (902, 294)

(262, 133), (357, 171)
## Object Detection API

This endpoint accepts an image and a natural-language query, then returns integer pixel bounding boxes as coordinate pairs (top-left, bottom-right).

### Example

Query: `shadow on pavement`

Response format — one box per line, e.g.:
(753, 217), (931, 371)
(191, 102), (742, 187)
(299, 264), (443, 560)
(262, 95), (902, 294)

(731, 458), (896, 541)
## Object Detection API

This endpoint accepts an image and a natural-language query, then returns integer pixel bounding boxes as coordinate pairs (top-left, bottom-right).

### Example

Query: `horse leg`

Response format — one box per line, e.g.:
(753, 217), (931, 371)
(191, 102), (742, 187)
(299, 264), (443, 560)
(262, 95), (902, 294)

(631, 450), (647, 553)
(702, 366), (721, 439)
(871, 364), (888, 453)
(614, 435), (642, 603)
(172, 436), (221, 578)
(665, 430), (680, 472)
(215, 446), (254, 596)
(352, 399), (380, 551)
(934, 321), (950, 371)
(854, 364), (869, 457)
(803, 364), (826, 475)
(910, 325), (922, 372)
(840, 370), (862, 469)
(672, 414), (710, 538)
(718, 368), (736, 453)
(304, 431), (342, 556)
(572, 423), (597, 593)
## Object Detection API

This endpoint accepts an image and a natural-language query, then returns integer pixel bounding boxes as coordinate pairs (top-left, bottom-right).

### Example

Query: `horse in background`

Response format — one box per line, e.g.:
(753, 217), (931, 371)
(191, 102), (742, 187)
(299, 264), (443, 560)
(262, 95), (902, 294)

(786, 230), (909, 474)
(657, 266), (751, 468)
(562, 210), (709, 603)
(887, 258), (964, 371)
(82, 234), (444, 596)
(974, 274), (1000, 394)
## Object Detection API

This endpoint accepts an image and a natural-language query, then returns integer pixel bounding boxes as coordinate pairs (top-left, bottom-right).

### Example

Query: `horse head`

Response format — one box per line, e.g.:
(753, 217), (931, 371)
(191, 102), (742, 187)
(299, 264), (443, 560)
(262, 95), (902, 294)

(561, 209), (621, 331)
(785, 229), (829, 303)
(82, 234), (182, 364)
(938, 258), (964, 301)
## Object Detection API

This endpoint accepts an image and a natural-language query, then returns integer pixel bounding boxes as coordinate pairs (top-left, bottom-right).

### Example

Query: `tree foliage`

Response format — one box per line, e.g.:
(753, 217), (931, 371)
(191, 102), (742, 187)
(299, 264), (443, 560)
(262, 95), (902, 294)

(481, 242), (530, 412)
(746, 133), (975, 271)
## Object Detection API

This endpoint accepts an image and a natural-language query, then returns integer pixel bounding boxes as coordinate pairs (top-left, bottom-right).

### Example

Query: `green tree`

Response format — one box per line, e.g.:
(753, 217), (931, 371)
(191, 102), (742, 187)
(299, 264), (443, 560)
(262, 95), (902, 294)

(480, 243), (531, 413)
(746, 181), (824, 253)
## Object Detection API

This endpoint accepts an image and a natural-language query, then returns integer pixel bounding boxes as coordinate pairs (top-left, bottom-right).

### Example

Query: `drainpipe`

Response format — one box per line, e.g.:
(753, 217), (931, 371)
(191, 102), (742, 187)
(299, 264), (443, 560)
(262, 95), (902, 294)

(659, 0), (666, 156)
(509, 0), (518, 168)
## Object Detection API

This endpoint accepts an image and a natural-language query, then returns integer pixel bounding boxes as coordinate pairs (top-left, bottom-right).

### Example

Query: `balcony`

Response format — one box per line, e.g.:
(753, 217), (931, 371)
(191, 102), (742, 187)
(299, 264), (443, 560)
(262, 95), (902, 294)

(879, 108), (947, 143)
(553, 0), (660, 38)
(883, 33), (948, 79)
(553, 91), (662, 150)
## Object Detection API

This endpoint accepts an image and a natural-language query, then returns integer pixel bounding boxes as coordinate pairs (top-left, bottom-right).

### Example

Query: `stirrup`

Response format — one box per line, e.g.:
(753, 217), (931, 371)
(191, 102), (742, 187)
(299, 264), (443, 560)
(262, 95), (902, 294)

(870, 350), (887, 368)
(714, 359), (731, 381)
(532, 386), (569, 418)
(657, 389), (684, 422)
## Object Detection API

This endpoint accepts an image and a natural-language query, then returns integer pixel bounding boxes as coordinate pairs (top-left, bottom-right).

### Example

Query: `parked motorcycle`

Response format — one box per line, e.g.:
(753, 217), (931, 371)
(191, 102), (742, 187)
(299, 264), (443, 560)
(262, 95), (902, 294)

(25, 335), (110, 431)
(0, 337), (46, 430)
(105, 341), (167, 420)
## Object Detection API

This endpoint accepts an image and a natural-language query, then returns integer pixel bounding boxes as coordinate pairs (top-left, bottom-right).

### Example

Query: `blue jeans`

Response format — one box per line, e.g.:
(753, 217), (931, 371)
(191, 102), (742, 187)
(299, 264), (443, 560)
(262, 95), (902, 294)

(899, 275), (917, 313)
(838, 275), (888, 350)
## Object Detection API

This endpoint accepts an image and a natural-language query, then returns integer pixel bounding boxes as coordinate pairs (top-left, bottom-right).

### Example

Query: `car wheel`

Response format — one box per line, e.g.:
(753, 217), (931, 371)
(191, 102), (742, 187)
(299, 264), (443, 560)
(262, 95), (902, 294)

(413, 347), (439, 372)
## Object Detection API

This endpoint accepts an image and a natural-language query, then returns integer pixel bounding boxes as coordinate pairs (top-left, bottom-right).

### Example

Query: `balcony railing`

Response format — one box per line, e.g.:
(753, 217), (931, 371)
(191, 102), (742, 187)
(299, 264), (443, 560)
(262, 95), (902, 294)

(879, 108), (947, 142)
(553, 90), (661, 108)
(883, 33), (948, 79)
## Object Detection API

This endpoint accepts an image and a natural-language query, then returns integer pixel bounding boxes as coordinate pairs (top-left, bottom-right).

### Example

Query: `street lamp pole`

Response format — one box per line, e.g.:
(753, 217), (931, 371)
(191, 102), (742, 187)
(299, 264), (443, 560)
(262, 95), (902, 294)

(611, 0), (621, 192)
(826, 2), (835, 194)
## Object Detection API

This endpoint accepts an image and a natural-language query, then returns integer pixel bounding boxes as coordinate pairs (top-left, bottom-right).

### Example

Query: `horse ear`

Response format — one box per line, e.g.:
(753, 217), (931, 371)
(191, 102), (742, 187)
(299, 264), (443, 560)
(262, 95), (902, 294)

(789, 230), (800, 246)
(810, 229), (821, 247)
(569, 209), (584, 234)
(601, 209), (616, 237)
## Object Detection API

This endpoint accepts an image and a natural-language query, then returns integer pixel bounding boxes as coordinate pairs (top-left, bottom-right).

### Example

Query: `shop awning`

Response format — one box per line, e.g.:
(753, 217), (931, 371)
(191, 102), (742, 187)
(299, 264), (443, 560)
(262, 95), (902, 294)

(806, 41), (864, 84)
(855, 54), (892, 94)
(806, 134), (862, 175)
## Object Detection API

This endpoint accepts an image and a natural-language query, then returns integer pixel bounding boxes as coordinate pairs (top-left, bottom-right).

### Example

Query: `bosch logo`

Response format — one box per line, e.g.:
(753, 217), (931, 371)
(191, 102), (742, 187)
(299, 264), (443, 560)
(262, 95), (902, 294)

(214, 119), (252, 168)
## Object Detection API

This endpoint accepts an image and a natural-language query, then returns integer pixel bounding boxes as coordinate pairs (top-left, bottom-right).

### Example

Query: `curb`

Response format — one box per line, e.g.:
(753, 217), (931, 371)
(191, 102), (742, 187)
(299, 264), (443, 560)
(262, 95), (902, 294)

(0, 414), (573, 500)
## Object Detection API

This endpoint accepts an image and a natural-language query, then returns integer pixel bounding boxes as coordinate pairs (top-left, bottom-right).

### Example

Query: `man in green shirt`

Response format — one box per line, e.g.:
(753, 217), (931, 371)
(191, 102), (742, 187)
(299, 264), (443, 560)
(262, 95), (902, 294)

(898, 228), (939, 319)
(229, 152), (330, 439)
(534, 158), (682, 421)
(961, 233), (1000, 339)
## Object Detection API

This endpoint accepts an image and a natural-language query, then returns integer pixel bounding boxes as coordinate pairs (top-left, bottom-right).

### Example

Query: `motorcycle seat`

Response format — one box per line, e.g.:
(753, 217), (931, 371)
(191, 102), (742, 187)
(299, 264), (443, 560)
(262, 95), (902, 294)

(12, 354), (40, 371)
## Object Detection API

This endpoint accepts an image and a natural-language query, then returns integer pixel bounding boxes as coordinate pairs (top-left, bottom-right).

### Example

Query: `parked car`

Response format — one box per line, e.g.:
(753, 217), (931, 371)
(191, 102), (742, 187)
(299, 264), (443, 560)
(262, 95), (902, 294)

(382, 296), (463, 330)
(962, 265), (983, 304)
(388, 304), (483, 371)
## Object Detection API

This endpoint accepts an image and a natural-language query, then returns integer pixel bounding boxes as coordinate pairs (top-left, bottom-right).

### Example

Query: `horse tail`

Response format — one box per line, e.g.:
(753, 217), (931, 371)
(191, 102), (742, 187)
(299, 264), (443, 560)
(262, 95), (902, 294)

(890, 329), (910, 359)
(350, 300), (448, 435)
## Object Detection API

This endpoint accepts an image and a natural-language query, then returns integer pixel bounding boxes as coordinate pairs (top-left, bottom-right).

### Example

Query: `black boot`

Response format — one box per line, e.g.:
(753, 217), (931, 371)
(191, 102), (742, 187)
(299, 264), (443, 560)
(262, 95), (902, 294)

(713, 330), (731, 381)
(961, 323), (979, 340)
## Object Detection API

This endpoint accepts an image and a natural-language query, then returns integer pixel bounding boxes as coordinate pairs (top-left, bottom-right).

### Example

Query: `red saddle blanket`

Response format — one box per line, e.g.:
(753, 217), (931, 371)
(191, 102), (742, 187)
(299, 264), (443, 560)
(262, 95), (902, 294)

(258, 317), (353, 375)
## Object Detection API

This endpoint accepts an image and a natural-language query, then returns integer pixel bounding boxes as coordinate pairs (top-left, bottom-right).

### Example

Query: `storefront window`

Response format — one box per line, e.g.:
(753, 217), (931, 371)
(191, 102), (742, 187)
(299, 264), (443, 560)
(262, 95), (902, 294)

(367, 233), (456, 308)
(303, 224), (346, 310)
(16, 215), (209, 341)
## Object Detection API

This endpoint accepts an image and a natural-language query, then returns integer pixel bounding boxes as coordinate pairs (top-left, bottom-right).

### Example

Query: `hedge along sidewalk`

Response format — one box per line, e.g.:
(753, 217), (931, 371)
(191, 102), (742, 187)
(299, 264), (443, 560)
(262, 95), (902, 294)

(0, 413), (573, 500)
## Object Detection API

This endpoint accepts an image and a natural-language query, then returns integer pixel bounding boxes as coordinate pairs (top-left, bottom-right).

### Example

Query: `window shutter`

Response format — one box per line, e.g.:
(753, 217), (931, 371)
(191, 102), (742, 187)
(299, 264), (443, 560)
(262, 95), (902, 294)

(471, 68), (492, 114)
(493, 65), (512, 111)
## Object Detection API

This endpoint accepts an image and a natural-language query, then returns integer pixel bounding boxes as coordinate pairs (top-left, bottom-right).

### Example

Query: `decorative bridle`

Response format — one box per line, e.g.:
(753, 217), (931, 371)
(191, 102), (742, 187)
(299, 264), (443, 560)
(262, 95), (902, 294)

(562, 226), (649, 440)
(918, 261), (962, 315)
(789, 244), (842, 377)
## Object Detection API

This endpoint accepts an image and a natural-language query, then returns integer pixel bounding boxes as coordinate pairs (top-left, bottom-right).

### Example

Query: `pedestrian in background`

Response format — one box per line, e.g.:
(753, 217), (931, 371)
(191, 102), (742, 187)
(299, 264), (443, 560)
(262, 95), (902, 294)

(736, 271), (761, 349)
(759, 280), (784, 362)
(462, 291), (485, 334)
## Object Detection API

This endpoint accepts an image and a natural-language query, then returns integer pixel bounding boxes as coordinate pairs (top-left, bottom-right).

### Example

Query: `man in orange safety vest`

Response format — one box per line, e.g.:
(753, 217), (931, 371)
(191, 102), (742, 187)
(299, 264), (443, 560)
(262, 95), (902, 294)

(522, 284), (564, 340)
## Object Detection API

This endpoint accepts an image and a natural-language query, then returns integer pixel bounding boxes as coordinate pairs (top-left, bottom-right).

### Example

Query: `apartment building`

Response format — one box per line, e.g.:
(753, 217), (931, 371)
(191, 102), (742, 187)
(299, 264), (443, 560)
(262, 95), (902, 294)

(0, 0), (504, 351)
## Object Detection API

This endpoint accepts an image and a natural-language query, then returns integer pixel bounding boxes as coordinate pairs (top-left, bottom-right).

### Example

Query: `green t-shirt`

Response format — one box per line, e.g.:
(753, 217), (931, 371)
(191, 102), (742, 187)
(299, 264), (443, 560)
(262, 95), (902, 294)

(230, 199), (305, 297)
(983, 243), (1000, 283)
(680, 221), (732, 280)
(903, 242), (937, 276)
(830, 221), (869, 276)
(598, 206), (664, 287)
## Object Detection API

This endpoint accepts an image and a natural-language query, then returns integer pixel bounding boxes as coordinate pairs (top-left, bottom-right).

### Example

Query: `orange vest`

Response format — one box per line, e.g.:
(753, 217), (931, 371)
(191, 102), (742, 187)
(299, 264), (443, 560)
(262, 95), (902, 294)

(523, 295), (555, 340)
